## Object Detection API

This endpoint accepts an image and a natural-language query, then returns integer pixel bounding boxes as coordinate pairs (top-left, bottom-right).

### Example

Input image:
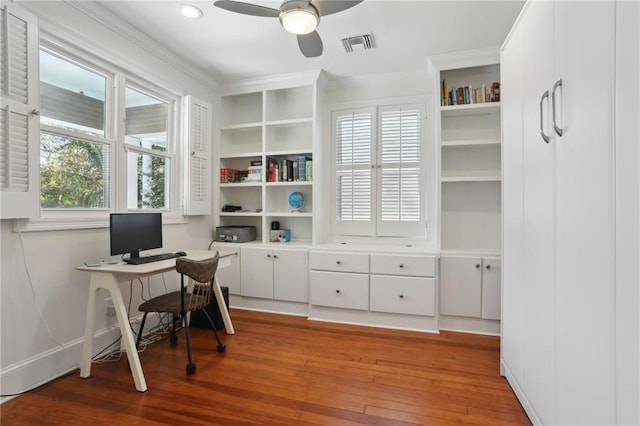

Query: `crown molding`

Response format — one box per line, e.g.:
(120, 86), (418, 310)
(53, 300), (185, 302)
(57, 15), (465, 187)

(220, 70), (323, 95)
(428, 46), (501, 71)
(26, 0), (220, 92)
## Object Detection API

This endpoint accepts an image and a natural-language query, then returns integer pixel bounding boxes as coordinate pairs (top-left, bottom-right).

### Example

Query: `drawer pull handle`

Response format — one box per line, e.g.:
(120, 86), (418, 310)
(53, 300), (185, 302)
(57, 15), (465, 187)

(399, 264), (404, 268)
(475, 264), (481, 269)
(336, 260), (341, 265)
(335, 289), (341, 294)
(399, 294), (405, 299)
(273, 255), (278, 259)
(486, 264), (491, 270)
(267, 254), (271, 258)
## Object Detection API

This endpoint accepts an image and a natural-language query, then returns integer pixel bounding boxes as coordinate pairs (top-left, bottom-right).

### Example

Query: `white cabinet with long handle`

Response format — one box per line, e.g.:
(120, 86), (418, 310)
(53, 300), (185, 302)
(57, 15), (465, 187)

(500, 1), (638, 424)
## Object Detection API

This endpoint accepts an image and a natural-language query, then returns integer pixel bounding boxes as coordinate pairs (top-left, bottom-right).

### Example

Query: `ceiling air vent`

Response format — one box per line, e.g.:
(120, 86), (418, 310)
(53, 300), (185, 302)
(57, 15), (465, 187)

(342, 33), (375, 53)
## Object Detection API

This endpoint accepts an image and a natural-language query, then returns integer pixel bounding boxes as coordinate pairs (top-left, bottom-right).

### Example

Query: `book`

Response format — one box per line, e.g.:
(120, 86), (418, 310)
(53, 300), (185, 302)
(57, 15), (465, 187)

(305, 159), (313, 181)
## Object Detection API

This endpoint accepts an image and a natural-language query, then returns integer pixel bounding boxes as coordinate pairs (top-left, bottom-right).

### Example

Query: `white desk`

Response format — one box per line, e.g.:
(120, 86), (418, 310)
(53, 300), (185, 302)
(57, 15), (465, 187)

(77, 250), (235, 392)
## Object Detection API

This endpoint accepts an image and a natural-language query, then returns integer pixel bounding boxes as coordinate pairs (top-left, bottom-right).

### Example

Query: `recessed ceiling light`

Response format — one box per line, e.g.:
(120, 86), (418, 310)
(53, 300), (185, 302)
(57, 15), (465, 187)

(179, 4), (203, 19)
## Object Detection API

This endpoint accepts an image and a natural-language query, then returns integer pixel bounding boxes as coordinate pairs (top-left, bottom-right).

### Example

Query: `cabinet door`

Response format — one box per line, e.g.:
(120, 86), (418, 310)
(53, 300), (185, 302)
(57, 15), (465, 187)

(439, 256), (482, 318)
(273, 249), (308, 303)
(212, 246), (241, 295)
(500, 16), (525, 384)
(520, 2), (556, 423)
(553, 2), (617, 423)
(481, 257), (501, 320)
(240, 247), (273, 299)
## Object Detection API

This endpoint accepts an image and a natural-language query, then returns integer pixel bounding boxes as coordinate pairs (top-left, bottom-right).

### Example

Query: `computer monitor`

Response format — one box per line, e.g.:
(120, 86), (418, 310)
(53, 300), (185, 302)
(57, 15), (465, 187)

(110, 212), (162, 260)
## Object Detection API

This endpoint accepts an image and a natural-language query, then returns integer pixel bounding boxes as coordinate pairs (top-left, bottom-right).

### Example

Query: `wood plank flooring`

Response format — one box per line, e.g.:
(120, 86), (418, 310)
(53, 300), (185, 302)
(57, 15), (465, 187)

(1, 309), (530, 425)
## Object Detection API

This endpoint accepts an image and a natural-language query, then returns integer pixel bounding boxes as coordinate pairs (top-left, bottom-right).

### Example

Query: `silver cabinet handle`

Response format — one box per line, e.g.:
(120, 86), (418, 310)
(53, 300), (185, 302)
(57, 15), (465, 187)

(552, 78), (563, 137)
(540, 90), (550, 143)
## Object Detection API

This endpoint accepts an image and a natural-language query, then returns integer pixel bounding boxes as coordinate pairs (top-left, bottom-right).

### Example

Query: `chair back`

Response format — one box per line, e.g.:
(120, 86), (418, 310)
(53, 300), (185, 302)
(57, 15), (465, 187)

(176, 252), (219, 310)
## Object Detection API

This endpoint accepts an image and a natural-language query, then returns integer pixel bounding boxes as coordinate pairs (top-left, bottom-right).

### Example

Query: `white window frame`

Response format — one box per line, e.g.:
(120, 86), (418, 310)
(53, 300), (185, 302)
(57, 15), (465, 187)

(330, 100), (432, 240)
(117, 76), (179, 213)
(19, 34), (186, 231)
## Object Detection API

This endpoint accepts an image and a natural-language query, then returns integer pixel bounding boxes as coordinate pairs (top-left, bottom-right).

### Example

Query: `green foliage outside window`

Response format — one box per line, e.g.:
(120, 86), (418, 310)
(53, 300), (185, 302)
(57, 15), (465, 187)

(40, 133), (108, 208)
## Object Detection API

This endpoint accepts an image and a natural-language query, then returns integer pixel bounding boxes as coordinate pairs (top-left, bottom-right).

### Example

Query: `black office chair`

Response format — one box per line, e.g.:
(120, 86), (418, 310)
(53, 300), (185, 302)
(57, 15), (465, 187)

(135, 252), (226, 374)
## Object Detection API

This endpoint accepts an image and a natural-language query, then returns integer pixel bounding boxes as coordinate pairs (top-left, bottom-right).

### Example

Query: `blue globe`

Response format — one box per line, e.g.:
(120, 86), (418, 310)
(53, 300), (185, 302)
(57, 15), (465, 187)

(288, 191), (305, 211)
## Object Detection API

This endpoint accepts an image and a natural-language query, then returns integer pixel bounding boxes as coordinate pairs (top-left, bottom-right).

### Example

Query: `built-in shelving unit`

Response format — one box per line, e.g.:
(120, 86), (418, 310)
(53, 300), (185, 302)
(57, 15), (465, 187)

(216, 75), (320, 244)
(439, 64), (502, 252)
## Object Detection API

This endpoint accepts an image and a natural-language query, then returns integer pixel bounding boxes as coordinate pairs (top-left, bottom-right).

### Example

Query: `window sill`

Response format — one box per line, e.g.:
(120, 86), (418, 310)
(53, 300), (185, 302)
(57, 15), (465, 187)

(14, 213), (188, 233)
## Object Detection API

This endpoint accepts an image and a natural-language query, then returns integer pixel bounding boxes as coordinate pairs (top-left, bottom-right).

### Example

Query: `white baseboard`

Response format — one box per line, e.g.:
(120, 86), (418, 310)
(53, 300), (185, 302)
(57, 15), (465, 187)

(501, 359), (540, 426)
(0, 314), (161, 404)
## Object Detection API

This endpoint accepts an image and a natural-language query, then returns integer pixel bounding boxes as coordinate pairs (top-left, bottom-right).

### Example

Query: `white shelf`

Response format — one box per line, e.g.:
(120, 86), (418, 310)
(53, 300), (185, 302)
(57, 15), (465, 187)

(220, 152), (263, 159)
(441, 138), (501, 147)
(265, 117), (313, 126)
(219, 212), (263, 217)
(265, 212), (313, 217)
(220, 182), (263, 188)
(265, 181), (312, 186)
(441, 102), (500, 117)
(220, 122), (262, 131)
(441, 176), (501, 183)
(265, 150), (312, 157)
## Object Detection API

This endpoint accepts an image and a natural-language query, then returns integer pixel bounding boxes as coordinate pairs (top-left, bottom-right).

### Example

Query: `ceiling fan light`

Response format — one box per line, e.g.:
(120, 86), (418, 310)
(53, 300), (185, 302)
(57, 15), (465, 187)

(281, 9), (318, 35)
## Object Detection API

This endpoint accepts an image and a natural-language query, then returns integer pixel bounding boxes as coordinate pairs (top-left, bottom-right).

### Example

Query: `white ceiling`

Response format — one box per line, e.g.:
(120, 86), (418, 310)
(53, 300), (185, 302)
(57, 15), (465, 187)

(91, 0), (525, 84)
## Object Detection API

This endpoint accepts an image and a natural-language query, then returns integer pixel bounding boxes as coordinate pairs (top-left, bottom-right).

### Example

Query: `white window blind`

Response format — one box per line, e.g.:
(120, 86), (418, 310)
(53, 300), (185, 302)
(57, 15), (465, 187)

(333, 108), (375, 236)
(377, 106), (423, 236)
(332, 104), (425, 237)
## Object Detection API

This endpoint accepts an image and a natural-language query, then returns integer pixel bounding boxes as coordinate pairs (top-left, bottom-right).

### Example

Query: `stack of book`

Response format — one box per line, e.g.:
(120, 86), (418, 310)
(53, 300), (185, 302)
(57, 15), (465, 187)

(220, 168), (248, 183)
(441, 79), (500, 106)
(266, 156), (313, 182)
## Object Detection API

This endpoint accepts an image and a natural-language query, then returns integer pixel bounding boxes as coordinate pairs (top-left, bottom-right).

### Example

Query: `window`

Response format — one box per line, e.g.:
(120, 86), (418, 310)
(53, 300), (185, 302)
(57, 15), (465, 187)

(332, 104), (426, 237)
(39, 42), (178, 216)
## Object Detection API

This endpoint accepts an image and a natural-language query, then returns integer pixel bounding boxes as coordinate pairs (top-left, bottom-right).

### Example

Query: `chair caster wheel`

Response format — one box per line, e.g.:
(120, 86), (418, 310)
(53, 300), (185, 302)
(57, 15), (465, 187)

(170, 334), (178, 345)
(217, 343), (226, 352)
(186, 363), (196, 374)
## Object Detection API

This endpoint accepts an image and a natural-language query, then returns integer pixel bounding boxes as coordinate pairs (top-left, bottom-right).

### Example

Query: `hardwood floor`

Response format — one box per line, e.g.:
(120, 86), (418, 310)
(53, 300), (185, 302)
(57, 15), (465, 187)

(1, 309), (530, 425)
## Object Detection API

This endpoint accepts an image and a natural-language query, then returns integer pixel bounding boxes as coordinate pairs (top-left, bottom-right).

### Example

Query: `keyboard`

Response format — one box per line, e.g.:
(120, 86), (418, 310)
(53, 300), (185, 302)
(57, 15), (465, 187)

(126, 252), (180, 265)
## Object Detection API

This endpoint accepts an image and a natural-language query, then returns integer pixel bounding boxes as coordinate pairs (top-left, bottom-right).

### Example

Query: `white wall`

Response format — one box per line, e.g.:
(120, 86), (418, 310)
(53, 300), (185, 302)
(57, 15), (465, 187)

(0, 1), (218, 397)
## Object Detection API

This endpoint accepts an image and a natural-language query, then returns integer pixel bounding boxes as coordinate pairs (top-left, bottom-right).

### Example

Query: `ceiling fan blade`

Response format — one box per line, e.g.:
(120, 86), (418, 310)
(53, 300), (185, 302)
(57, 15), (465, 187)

(213, 0), (281, 17)
(297, 31), (323, 58)
(311, 0), (363, 16)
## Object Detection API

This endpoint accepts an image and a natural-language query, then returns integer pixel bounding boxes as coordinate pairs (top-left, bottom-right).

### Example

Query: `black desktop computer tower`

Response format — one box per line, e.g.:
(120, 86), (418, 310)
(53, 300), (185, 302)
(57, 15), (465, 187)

(190, 286), (229, 330)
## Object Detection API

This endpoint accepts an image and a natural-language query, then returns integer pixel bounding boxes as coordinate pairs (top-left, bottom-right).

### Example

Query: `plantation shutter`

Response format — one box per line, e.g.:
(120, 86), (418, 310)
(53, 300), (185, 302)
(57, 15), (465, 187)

(332, 108), (375, 236)
(377, 105), (424, 236)
(183, 96), (211, 215)
(0, 4), (39, 219)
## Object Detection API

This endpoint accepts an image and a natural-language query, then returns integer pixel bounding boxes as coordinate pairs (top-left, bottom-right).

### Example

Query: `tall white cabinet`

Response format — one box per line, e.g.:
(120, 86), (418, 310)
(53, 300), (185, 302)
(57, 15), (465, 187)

(501, 1), (639, 424)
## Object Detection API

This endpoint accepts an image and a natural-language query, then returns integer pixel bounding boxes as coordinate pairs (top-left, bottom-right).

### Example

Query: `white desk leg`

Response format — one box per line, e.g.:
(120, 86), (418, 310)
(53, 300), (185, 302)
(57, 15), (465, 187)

(80, 273), (147, 392)
(80, 277), (100, 378)
(213, 277), (234, 334)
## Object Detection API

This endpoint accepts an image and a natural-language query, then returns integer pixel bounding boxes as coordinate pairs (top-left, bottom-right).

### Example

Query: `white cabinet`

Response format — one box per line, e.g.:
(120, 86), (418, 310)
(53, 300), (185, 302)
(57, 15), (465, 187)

(369, 254), (436, 317)
(501, 1), (626, 424)
(309, 251), (369, 310)
(217, 77), (320, 245)
(439, 256), (500, 320)
(240, 246), (308, 302)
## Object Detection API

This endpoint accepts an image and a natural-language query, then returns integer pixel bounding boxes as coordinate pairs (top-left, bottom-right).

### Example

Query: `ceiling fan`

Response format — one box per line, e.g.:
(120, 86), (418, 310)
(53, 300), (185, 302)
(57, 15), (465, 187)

(213, 0), (363, 58)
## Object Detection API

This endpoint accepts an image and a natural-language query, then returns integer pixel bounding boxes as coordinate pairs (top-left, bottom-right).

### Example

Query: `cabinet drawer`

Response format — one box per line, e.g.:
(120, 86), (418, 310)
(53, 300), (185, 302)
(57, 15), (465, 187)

(309, 251), (370, 273)
(309, 271), (369, 310)
(370, 276), (435, 316)
(369, 254), (436, 277)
